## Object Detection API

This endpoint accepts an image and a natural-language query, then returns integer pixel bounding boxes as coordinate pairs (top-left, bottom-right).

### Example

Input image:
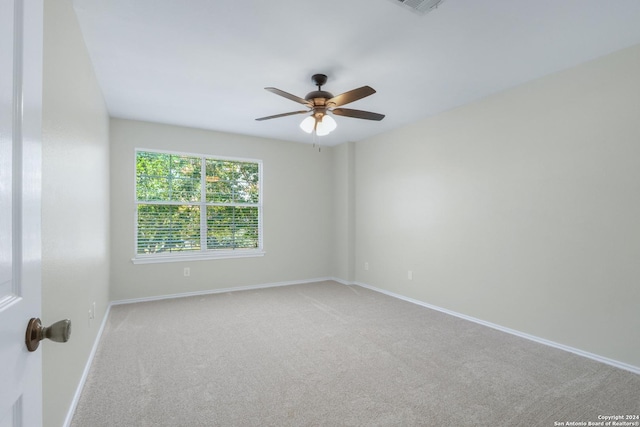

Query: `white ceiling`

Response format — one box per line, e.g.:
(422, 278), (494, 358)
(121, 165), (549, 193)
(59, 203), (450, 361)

(71, 0), (640, 146)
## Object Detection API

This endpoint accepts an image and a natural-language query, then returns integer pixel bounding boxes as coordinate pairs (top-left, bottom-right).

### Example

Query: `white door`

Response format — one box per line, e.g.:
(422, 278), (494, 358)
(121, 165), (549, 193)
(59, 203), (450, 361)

(0, 0), (43, 426)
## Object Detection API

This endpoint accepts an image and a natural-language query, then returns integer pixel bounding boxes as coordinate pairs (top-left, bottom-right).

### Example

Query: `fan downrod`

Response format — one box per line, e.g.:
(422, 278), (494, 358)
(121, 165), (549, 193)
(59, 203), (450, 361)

(306, 74), (333, 103)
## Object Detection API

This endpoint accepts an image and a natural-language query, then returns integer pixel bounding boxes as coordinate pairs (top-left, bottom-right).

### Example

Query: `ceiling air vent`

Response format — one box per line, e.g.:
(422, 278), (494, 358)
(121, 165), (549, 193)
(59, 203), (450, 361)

(390, 0), (446, 15)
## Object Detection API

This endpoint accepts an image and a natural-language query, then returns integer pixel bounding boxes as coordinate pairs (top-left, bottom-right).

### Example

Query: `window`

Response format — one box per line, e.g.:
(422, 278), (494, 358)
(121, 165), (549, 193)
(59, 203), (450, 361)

(133, 150), (263, 263)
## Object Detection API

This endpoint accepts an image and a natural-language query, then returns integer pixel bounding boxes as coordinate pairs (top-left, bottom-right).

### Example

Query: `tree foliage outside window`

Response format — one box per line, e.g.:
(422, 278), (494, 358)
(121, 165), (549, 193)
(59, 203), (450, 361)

(135, 150), (262, 258)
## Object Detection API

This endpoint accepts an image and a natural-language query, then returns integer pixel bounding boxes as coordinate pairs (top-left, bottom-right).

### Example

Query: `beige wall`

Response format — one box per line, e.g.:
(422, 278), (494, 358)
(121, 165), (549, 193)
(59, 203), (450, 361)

(331, 141), (355, 282)
(42, 1), (111, 426)
(110, 119), (334, 301)
(354, 44), (640, 368)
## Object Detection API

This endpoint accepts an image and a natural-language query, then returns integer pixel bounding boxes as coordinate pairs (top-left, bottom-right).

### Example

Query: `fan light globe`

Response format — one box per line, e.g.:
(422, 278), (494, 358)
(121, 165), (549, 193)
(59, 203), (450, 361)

(314, 115), (338, 136)
(300, 116), (315, 133)
(316, 125), (330, 136)
(321, 115), (337, 132)
(300, 115), (337, 136)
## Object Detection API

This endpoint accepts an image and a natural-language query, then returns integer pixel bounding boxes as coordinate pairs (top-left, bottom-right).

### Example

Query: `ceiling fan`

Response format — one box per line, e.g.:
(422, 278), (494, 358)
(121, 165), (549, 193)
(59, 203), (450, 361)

(256, 74), (385, 136)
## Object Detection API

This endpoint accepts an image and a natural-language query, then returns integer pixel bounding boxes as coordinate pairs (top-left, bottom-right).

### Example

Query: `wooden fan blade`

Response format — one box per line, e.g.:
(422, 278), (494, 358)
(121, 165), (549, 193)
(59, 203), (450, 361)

(265, 87), (312, 106)
(255, 110), (309, 121)
(327, 86), (376, 107)
(332, 108), (385, 121)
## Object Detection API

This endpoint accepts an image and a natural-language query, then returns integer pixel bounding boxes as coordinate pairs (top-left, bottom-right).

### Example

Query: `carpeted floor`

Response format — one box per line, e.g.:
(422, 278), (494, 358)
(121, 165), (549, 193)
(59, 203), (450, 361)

(71, 281), (640, 426)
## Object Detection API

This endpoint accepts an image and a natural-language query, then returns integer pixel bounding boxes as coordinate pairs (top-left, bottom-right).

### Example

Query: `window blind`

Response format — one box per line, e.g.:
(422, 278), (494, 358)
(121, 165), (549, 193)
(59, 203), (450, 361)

(135, 150), (262, 259)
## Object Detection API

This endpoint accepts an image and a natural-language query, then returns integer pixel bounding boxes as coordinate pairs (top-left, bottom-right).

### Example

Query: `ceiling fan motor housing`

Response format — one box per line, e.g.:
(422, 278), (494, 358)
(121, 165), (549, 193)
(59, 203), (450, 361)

(305, 90), (334, 105)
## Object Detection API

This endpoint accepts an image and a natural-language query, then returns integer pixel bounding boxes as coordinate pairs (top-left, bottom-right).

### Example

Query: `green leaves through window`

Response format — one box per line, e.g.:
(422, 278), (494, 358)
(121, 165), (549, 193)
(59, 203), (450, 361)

(135, 150), (262, 259)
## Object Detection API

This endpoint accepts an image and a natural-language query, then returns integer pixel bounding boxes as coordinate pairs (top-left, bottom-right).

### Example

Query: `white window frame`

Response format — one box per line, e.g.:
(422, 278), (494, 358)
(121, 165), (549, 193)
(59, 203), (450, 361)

(132, 148), (264, 264)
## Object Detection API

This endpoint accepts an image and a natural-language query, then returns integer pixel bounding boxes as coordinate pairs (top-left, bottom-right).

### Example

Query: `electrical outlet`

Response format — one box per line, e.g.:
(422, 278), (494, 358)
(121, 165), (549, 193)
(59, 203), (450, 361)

(184, 267), (190, 277)
(408, 270), (413, 280)
(364, 262), (369, 271)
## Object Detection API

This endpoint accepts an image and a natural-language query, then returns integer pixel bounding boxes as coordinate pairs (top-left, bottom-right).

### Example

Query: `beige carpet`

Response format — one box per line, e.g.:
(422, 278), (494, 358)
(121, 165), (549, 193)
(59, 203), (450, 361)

(71, 281), (639, 426)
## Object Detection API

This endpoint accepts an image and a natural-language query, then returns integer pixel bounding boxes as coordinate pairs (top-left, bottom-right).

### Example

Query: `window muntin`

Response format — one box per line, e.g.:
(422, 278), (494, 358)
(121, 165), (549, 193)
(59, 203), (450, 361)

(135, 150), (262, 262)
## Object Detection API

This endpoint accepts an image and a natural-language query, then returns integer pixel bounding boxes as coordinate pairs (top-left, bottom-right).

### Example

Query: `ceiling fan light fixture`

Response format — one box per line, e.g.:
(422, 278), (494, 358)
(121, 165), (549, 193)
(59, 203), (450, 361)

(317, 115), (337, 136)
(300, 114), (337, 136)
(315, 124), (331, 136)
(300, 116), (315, 133)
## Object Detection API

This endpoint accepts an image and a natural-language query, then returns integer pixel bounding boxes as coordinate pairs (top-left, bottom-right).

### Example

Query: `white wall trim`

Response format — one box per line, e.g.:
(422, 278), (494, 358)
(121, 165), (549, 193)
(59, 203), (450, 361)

(346, 280), (640, 376)
(131, 250), (265, 265)
(62, 303), (112, 427)
(111, 277), (336, 306)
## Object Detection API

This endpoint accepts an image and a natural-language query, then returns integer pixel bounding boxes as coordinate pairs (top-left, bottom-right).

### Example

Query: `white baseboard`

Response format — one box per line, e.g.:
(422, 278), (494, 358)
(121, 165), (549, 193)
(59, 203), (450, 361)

(345, 279), (640, 376)
(111, 277), (336, 306)
(63, 303), (112, 427)
(329, 277), (351, 286)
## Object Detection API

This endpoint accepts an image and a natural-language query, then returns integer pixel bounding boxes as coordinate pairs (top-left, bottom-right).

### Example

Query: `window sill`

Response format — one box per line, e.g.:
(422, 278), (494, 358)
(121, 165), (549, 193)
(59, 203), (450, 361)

(131, 250), (265, 264)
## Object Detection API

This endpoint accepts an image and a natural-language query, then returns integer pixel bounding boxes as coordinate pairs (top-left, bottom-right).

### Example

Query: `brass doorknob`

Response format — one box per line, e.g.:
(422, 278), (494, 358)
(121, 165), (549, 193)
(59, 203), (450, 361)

(25, 318), (71, 352)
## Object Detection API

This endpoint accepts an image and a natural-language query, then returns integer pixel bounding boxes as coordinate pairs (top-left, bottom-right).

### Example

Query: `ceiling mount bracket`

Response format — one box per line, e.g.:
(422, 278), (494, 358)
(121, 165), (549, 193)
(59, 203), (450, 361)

(311, 74), (328, 90)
